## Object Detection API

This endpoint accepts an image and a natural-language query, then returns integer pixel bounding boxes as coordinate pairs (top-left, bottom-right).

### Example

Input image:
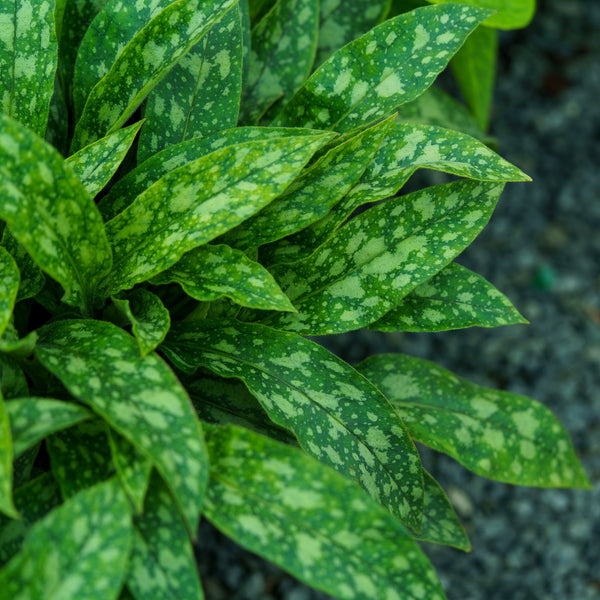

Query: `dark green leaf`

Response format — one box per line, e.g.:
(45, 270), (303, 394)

(0, 327), (37, 359)
(426, 0), (535, 29)
(357, 354), (592, 488)
(0, 357), (28, 400)
(0, 230), (45, 302)
(0, 247), (18, 338)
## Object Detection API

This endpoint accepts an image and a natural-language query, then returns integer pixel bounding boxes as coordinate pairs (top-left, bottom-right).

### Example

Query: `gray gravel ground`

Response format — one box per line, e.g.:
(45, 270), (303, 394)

(195, 0), (600, 597)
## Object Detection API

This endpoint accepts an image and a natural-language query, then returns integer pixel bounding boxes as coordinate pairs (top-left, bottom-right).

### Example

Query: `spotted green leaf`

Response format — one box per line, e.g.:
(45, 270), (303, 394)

(204, 424), (446, 600)
(5, 397), (92, 457)
(263, 123), (527, 265)
(0, 357), (27, 400)
(357, 354), (591, 488)
(71, 0), (239, 151)
(369, 262), (527, 332)
(36, 319), (208, 532)
(220, 116), (392, 250)
(315, 0), (390, 67)
(264, 180), (505, 335)
(104, 133), (332, 295)
(45, 74), (69, 155)
(127, 471), (204, 600)
(272, 4), (490, 132)
(163, 319), (424, 530)
(98, 126), (323, 221)
(138, 5), (243, 162)
(414, 470), (470, 550)
(65, 121), (144, 198)
(0, 230), (45, 302)
(0, 478), (133, 600)
(107, 428), (152, 515)
(0, 114), (112, 311)
(239, 0), (318, 124)
(450, 25), (498, 131)
(0, 473), (62, 569)
(151, 244), (295, 313)
(0, 0), (58, 137)
(0, 391), (17, 519)
(0, 248), (18, 339)
(112, 288), (171, 357)
(426, 0), (535, 29)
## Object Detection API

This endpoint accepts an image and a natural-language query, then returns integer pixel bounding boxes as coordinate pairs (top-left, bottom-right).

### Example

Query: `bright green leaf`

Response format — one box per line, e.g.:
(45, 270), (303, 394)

(6, 397), (92, 457)
(0, 247), (19, 339)
(0, 478), (133, 600)
(272, 4), (490, 132)
(151, 244), (295, 313)
(138, 5), (243, 161)
(426, 0), (535, 29)
(264, 180), (505, 334)
(36, 319), (208, 532)
(357, 354), (592, 488)
(0, 327), (37, 359)
(0, 230), (45, 302)
(369, 262), (528, 332)
(204, 424), (446, 600)
(0, 114), (112, 311)
(163, 319), (424, 530)
(104, 133), (332, 294)
(0, 0), (58, 137)
(0, 391), (17, 519)
(66, 121), (144, 198)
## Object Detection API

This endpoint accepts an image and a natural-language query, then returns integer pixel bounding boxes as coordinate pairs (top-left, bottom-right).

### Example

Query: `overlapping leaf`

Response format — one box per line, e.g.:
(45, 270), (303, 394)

(0, 248), (18, 339)
(0, 231), (45, 302)
(0, 392), (17, 519)
(0, 478), (133, 600)
(272, 3), (490, 132)
(0, 357), (27, 400)
(204, 424), (446, 600)
(0, 326), (36, 360)
(239, 0), (318, 124)
(71, 0), (238, 150)
(426, 0), (535, 29)
(151, 244), (295, 312)
(36, 319), (208, 532)
(163, 319), (424, 529)
(369, 262), (527, 332)
(357, 354), (591, 488)
(66, 121), (144, 197)
(104, 133), (332, 294)
(138, 5), (243, 161)
(0, 0), (58, 137)
(264, 181), (505, 334)
(0, 115), (112, 310)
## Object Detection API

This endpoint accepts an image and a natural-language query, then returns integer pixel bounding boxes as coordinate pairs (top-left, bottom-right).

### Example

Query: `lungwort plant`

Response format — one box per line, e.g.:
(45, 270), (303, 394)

(0, 0), (590, 598)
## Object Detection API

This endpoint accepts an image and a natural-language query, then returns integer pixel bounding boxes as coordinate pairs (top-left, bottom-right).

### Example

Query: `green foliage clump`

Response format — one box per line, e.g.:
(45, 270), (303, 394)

(0, 0), (589, 598)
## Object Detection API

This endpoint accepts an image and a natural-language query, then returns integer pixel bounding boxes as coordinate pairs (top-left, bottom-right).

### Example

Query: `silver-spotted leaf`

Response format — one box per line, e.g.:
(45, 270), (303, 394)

(36, 319), (208, 532)
(0, 230), (45, 302)
(0, 392), (17, 519)
(151, 244), (295, 313)
(163, 319), (424, 530)
(71, 0), (239, 150)
(357, 354), (591, 488)
(239, 0), (318, 124)
(127, 471), (204, 600)
(66, 121), (144, 198)
(426, 0), (535, 29)
(204, 424), (446, 600)
(0, 247), (18, 339)
(0, 114), (112, 310)
(264, 180), (505, 335)
(0, 0), (58, 137)
(272, 4), (490, 132)
(138, 5), (243, 161)
(0, 478), (133, 600)
(369, 262), (527, 332)
(104, 133), (332, 294)
(6, 397), (92, 457)
(112, 288), (171, 356)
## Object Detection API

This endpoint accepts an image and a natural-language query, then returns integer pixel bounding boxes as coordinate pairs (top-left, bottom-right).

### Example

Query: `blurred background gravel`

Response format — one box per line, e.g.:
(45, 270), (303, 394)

(195, 0), (600, 597)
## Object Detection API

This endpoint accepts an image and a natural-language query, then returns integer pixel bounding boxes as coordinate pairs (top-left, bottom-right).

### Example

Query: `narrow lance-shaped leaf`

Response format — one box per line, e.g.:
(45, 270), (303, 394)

(0, 478), (133, 600)
(357, 354), (592, 488)
(65, 121), (144, 198)
(0, 391), (18, 519)
(426, 0), (536, 29)
(0, 0), (58, 137)
(369, 262), (528, 332)
(264, 180), (505, 335)
(36, 319), (209, 532)
(239, 0), (318, 124)
(104, 133), (333, 295)
(138, 4), (244, 162)
(0, 230), (45, 302)
(0, 115), (112, 311)
(0, 248), (19, 339)
(204, 424), (447, 600)
(71, 0), (239, 151)
(163, 320), (425, 530)
(151, 244), (295, 313)
(272, 4), (490, 132)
